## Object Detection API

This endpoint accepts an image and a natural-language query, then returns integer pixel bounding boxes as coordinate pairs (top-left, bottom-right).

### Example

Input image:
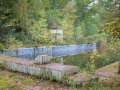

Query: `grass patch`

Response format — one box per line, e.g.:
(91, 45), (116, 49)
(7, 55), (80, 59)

(63, 49), (118, 70)
(0, 69), (120, 90)
(0, 75), (18, 89)
(20, 77), (33, 85)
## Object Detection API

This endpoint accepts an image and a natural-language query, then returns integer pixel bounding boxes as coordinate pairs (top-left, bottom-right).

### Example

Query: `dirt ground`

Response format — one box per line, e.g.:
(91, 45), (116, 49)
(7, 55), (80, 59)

(1, 59), (120, 90)
(0, 69), (69, 90)
(1, 69), (120, 90)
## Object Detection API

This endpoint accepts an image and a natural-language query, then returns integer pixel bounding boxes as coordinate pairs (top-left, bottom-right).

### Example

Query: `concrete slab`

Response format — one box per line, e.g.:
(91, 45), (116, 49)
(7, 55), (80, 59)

(98, 75), (120, 86)
(67, 73), (92, 82)
(45, 63), (79, 80)
(66, 73), (93, 86)
(95, 62), (118, 77)
(0, 55), (33, 65)
(0, 56), (79, 80)
(35, 54), (51, 64)
(0, 56), (46, 75)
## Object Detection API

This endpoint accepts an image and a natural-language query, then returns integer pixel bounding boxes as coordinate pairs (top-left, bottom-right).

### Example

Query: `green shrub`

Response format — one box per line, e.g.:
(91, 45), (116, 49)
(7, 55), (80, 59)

(0, 63), (4, 69)
(0, 43), (4, 50)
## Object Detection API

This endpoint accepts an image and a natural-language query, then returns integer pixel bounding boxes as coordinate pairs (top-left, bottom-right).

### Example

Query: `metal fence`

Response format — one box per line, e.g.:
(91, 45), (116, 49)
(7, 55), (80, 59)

(0, 43), (97, 60)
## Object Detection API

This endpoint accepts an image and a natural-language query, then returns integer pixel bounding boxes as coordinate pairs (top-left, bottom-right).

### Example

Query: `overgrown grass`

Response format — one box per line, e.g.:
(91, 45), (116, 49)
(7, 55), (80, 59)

(69, 81), (120, 90)
(0, 75), (18, 89)
(0, 69), (120, 90)
(62, 49), (118, 70)
(20, 77), (33, 85)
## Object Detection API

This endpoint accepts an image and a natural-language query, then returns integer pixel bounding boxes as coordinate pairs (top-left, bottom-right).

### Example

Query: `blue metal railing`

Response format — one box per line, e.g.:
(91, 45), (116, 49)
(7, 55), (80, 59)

(0, 43), (97, 60)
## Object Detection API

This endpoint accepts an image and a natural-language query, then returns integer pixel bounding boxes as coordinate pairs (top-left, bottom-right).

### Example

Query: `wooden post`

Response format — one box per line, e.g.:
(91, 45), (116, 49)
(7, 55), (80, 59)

(16, 49), (18, 58)
(118, 60), (120, 74)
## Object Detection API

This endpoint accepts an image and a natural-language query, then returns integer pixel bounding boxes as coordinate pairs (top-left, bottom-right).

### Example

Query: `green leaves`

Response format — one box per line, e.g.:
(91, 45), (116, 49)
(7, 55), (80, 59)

(0, 43), (4, 50)
(1, 0), (119, 47)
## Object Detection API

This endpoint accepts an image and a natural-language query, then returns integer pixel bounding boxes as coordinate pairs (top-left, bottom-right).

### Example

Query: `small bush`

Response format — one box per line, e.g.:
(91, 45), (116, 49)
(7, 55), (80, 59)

(0, 43), (4, 50)
(0, 63), (4, 69)
(50, 76), (57, 82)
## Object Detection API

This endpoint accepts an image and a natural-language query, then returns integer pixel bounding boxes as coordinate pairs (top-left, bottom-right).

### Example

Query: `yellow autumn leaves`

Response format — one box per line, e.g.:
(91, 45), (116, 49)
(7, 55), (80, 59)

(90, 50), (98, 63)
(90, 56), (94, 63)
(102, 18), (120, 50)
(90, 49), (98, 72)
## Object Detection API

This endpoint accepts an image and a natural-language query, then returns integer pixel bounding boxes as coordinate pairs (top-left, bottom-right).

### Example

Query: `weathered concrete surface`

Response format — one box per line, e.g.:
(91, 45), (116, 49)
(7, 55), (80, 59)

(67, 73), (92, 82)
(95, 62), (120, 86)
(46, 63), (79, 80)
(35, 54), (51, 64)
(66, 61), (119, 86)
(0, 55), (34, 65)
(0, 55), (120, 86)
(95, 62), (118, 77)
(98, 75), (120, 86)
(66, 73), (93, 86)
(0, 55), (79, 80)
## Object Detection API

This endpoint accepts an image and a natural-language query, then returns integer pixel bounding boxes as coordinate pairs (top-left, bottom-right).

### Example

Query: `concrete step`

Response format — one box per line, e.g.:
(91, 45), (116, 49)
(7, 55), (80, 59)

(66, 73), (96, 86)
(0, 56), (79, 80)
(95, 62), (118, 77)
(45, 63), (79, 80)
(65, 62), (119, 86)
(0, 56), (119, 86)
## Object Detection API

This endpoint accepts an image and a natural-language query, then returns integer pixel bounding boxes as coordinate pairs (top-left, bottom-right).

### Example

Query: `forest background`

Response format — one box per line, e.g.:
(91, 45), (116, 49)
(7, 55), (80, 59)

(0, 0), (119, 49)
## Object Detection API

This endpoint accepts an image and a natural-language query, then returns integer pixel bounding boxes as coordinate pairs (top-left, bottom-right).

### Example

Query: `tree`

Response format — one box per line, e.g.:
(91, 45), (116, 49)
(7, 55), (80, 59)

(27, 0), (47, 44)
(74, 0), (98, 37)
(99, 0), (120, 74)
(61, 2), (76, 43)
(73, 23), (84, 44)
(0, 0), (18, 44)
(84, 16), (99, 36)
(101, 0), (120, 49)
(15, 0), (28, 31)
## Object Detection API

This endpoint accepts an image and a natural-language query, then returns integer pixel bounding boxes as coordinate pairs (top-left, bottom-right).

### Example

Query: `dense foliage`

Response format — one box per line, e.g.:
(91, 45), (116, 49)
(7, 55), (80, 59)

(101, 0), (120, 49)
(0, 0), (119, 48)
